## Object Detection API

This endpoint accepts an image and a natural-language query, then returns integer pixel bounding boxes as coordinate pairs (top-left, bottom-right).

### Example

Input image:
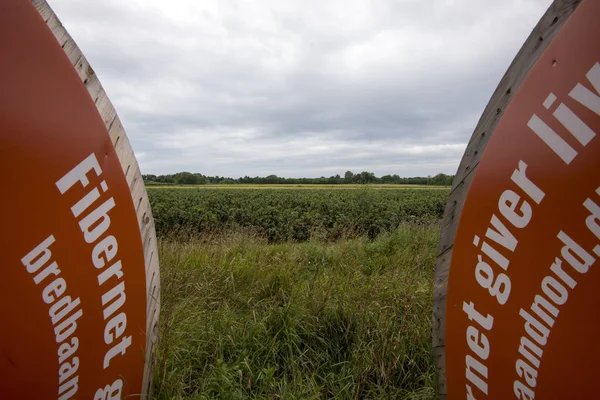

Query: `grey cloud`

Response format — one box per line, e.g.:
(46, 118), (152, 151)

(48, 0), (552, 177)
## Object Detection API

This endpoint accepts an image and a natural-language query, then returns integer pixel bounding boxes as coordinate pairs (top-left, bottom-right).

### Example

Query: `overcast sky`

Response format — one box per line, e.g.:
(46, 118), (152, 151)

(49, 0), (552, 178)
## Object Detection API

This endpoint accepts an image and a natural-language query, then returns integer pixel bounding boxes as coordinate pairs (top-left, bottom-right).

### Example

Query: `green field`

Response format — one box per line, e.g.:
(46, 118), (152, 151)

(147, 184), (450, 190)
(151, 187), (447, 399)
(149, 187), (449, 242)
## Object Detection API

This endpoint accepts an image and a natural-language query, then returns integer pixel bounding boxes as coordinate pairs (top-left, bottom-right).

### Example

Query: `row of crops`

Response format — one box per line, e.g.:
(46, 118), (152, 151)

(148, 187), (449, 242)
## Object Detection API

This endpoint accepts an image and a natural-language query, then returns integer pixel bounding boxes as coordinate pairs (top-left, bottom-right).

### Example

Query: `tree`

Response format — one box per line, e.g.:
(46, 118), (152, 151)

(344, 171), (354, 183)
(357, 171), (376, 184)
(265, 174), (279, 184)
(380, 174), (393, 184)
(142, 174), (157, 181)
(174, 171), (200, 185)
(156, 175), (176, 183)
(429, 173), (454, 186)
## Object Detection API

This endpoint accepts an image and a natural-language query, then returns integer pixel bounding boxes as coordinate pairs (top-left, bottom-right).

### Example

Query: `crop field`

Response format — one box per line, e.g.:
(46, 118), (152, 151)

(146, 184), (450, 190)
(148, 186), (449, 242)
(151, 186), (449, 399)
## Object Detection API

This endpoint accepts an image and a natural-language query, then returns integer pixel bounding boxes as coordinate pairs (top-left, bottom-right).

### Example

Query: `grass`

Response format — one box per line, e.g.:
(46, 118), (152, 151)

(153, 223), (439, 399)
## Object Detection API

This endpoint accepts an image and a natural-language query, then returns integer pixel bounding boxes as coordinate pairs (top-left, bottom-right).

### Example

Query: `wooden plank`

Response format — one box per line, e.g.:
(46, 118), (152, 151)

(32, 2), (160, 398)
(45, 13), (69, 47)
(62, 38), (82, 65)
(85, 74), (105, 107)
(31, 0), (52, 21)
(108, 116), (125, 149)
(433, 248), (451, 300)
(432, 0), (581, 396)
(95, 92), (118, 130)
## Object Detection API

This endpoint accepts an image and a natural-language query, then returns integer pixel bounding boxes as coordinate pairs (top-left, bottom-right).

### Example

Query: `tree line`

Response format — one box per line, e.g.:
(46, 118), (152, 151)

(142, 171), (454, 186)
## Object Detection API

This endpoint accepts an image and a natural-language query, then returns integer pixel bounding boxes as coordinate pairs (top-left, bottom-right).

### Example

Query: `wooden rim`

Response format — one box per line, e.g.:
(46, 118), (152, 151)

(31, 1), (161, 398)
(432, 0), (581, 397)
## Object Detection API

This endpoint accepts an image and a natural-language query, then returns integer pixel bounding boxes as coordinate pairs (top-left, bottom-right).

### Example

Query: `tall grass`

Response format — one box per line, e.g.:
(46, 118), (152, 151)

(153, 223), (438, 399)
